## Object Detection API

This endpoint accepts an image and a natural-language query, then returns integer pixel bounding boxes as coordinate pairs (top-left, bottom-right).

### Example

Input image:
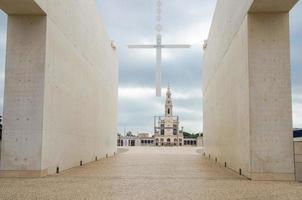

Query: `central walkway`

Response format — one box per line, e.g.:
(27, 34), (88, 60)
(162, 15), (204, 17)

(0, 147), (302, 200)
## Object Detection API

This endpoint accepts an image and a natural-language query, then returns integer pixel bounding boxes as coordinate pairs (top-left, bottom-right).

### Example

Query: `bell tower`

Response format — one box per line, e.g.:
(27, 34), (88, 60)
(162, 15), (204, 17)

(165, 86), (173, 117)
(154, 86), (183, 146)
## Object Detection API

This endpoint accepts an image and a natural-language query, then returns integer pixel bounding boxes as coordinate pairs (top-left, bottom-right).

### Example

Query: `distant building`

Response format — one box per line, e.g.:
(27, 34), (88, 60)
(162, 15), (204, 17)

(184, 138), (197, 146)
(197, 136), (204, 147)
(117, 133), (154, 147)
(0, 115), (2, 141)
(294, 129), (302, 138)
(117, 133), (202, 147)
(183, 135), (204, 146)
(154, 87), (184, 146)
(117, 135), (137, 147)
(0, 116), (2, 159)
(117, 88), (203, 147)
(137, 133), (148, 138)
(137, 133), (154, 146)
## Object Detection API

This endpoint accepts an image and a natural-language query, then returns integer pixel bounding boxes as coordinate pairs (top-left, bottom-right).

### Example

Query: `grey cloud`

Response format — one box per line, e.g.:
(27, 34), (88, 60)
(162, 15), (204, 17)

(97, 0), (302, 132)
(118, 45), (203, 89)
(290, 2), (302, 93)
(0, 1), (300, 131)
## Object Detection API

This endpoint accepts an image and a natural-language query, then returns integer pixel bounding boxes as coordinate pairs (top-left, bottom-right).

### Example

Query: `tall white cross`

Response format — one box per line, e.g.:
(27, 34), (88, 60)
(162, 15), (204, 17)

(128, 0), (191, 97)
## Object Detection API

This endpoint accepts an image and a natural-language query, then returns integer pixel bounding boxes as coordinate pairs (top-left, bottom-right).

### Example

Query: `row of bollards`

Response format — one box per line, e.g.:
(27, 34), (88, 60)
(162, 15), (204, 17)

(56, 152), (116, 174)
(203, 152), (243, 177)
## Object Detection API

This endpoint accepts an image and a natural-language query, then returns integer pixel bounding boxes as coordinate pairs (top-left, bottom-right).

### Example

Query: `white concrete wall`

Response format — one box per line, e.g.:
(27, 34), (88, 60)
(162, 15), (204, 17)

(0, 0), (118, 177)
(1, 15), (47, 175)
(204, 15), (250, 177)
(294, 139), (302, 182)
(248, 13), (294, 180)
(203, 0), (298, 180)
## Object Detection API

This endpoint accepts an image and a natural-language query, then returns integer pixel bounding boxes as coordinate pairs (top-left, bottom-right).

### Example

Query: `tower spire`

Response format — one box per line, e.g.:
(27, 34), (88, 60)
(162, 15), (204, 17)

(165, 86), (172, 117)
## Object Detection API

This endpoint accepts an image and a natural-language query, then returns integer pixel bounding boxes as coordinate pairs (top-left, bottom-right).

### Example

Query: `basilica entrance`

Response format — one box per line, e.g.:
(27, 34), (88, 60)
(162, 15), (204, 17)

(166, 138), (171, 145)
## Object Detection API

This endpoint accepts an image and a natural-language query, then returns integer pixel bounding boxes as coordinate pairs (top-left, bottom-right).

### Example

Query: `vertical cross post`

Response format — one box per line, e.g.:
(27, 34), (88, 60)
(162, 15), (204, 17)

(128, 0), (191, 97)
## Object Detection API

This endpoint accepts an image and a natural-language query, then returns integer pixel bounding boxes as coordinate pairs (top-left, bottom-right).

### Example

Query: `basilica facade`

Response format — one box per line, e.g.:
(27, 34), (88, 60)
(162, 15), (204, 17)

(154, 87), (184, 146)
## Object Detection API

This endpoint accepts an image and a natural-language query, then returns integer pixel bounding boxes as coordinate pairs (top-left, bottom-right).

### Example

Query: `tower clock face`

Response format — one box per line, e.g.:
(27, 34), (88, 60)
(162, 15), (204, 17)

(165, 118), (173, 126)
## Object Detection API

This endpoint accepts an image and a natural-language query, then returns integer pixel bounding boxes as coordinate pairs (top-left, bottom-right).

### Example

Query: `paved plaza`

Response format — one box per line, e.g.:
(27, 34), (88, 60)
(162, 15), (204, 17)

(0, 147), (302, 200)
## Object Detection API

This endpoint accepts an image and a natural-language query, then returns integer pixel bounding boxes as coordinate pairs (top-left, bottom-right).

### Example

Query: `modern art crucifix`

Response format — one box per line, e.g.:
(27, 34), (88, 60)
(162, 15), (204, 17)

(128, 0), (191, 97)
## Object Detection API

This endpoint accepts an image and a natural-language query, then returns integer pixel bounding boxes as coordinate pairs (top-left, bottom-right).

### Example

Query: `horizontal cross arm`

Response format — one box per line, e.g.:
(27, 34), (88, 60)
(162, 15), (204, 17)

(128, 45), (157, 49)
(161, 44), (191, 48)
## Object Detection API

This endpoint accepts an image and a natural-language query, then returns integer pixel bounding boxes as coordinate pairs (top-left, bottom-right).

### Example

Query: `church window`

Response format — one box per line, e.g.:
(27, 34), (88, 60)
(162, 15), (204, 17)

(168, 108), (170, 114)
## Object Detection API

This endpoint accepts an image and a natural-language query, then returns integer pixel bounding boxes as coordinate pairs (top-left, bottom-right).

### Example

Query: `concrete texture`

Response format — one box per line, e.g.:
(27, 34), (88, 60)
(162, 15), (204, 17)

(0, 0), (45, 14)
(294, 140), (302, 182)
(250, 0), (298, 12)
(0, 147), (302, 200)
(1, 15), (47, 173)
(0, 0), (118, 177)
(203, 0), (298, 180)
(248, 12), (294, 181)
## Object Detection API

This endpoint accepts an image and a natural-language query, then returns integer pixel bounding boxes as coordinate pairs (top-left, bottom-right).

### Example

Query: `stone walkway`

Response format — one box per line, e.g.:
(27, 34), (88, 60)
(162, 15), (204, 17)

(0, 147), (302, 200)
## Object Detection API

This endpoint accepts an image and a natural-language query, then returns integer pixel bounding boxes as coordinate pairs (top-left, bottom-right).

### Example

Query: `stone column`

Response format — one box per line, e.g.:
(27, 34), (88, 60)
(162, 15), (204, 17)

(203, 0), (298, 181)
(0, 14), (47, 177)
(294, 139), (302, 182)
(248, 11), (295, 180)
(0, 0), (118, 177)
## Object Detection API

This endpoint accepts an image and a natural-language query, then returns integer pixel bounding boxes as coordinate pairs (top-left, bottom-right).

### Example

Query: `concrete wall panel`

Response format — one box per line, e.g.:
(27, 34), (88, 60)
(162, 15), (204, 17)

(0, 0), (118, 177)
(204, 15), (251, 177)
(203, 0), (253, 92)
(1, 15), (46, 171)
(294, 141), (302, 182)
(203, 0), (297, 180)
(250, 0), (298, 12)
(0, 0), (45, 14)
(248, 13), (294, 179)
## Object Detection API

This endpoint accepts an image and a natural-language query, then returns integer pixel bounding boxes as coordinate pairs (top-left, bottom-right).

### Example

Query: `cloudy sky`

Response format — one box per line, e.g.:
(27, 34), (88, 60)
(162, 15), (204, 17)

(0, 1), (301, 134)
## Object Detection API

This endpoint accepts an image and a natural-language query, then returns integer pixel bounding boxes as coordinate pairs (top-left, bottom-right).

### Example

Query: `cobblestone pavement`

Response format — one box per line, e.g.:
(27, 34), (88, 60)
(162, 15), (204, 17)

(0, 147), (302, 200)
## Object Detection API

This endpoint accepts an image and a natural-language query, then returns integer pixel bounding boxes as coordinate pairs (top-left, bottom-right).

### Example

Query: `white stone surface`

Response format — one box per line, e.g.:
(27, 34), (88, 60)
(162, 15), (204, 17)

(0, 0), (44, 14)
(1, 147), (302, 200)
(1, 15), (47, 172)
(294, 141), (302, 182)
(0, 0), (118, 177)
(248, 12), (294, 180)
(203, 0), (298, 180)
